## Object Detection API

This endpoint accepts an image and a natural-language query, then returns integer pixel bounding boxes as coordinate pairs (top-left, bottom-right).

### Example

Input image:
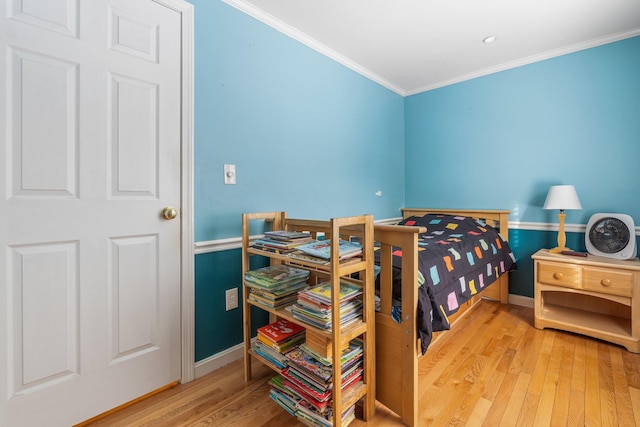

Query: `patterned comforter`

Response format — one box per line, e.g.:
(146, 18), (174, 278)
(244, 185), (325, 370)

(376, 213), (517, 354)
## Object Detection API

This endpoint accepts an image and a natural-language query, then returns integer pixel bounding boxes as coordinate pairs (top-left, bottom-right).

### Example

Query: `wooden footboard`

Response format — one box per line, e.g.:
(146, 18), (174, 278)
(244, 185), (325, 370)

(374, 223), (423, 426)
(374, 209), (511, 427)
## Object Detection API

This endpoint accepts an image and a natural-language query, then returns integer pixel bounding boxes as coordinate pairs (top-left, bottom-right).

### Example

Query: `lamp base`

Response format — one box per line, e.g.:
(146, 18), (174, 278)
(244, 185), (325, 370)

(549, 246), (572, 254)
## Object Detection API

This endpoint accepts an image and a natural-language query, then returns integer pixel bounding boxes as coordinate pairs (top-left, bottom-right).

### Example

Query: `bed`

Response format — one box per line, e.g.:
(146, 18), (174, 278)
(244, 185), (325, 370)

(373, 208), (516, 426)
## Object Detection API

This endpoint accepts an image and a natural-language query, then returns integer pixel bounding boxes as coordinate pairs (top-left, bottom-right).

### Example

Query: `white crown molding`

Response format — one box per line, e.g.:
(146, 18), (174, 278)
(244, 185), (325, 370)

(222, 0), (640, 97)
(406, 29), (640, 95)
(222, 0), (406, 96)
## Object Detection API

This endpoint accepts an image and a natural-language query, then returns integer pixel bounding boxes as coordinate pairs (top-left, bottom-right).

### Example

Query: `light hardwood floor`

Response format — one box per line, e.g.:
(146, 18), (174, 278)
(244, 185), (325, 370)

(85, 301), (640, 426)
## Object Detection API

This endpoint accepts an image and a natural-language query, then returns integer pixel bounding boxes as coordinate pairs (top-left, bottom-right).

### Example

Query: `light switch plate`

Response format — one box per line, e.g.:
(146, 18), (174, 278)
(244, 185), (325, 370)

(224, 164), (236, 185)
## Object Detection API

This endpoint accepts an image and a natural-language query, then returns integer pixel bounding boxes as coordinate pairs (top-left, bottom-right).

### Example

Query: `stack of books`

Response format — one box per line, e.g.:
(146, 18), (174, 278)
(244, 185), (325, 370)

(253, 318), (305, 369)
(271, 372), (356, 426)
(297, 400), (356, 427)
(245, 264), (310, 309)
(290, 281), (363, 330)
(271, 339), (363, 426)
(292, 239), (362, 262)
(251, 230), (315, 254)
(269, 374), (299, 416)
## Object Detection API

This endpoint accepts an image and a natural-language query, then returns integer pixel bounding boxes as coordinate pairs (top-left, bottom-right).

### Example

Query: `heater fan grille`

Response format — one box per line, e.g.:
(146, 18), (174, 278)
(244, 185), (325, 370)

(588, 217), (630, 254)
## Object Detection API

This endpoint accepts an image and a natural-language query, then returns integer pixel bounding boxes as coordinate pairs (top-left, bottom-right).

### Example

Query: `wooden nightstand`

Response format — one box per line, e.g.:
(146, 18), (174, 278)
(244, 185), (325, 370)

(532, 249), (640, 353)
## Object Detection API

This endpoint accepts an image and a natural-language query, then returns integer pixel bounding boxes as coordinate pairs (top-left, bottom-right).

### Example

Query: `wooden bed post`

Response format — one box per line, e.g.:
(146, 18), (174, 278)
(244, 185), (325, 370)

(373, 224), (424, 427)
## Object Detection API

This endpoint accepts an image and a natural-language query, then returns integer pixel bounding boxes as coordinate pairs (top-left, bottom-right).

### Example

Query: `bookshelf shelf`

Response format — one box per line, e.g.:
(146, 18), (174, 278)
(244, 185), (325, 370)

(246, 247), (368, 274)
(242, 211), (376, 426)
(248, 347), (284, 372)
(246, 299), (368, 341)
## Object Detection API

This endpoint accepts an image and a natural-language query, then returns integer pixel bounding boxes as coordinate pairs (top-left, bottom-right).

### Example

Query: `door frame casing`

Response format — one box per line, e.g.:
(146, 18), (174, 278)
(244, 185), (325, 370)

(154, 0), (195, 384)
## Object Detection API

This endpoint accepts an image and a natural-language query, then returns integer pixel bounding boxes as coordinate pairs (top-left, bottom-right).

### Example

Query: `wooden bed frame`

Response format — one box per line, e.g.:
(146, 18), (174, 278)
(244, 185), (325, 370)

(374, 208), (511, 427)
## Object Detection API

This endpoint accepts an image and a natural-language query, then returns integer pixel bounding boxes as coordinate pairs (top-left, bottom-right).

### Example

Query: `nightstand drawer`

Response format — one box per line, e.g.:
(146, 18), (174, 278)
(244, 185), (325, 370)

(583, 267), (634, 297)
(537, 261), (581, 289)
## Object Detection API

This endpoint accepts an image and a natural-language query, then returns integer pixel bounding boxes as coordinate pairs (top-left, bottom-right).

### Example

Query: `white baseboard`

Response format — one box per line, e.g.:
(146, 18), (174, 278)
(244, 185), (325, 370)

(194, 342), (244, 379)
(508, 294), (534, 308)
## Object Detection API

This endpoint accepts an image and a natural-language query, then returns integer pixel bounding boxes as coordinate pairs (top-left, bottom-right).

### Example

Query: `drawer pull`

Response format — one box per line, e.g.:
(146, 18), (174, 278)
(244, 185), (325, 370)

(601, 279), (612, 287)
(553, 272), (564, 280)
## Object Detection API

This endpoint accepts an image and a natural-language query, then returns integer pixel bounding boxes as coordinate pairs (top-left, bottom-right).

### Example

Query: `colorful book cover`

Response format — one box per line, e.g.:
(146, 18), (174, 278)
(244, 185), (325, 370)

(283, 379), (331, 412)
(285, 348), (333, 382)
(296, 402), (331, 426)
(269, 390), (297, 416)
(252, 342), (288, 370)
(245, 278), (308, 294)
(296, 400), (356, 427)
(287, 251), (331, 265)
(292, 299), (362, 321)
(303, 281), (362, 305)
(254, 340), (289, 364)
(248, 293), (298, 310)
(284, 365), (363, 399)
(244, 264), (309, 287)
(264, 230), (313, 240)
(269, 374), (290, 395)
(252, 238), (310, 250)
(284, 365), (330, 395)
(290, 302), (362, 330)
(269, 374), (302, 404)
(250, 243), (298, 254)
(282, 371), (331, 401)
(269, 375), (301, 416)
(257, 318), (306, 344)
(295, 239), (362, 260)
(295, 294), (331, 313)
(299, 338), (363, 366)
(249, 281), (307, 298)
(257, 332), (305, 353)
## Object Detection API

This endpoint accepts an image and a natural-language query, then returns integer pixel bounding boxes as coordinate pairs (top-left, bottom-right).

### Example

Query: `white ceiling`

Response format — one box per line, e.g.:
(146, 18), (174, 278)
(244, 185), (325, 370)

(224, 0), (640, 96)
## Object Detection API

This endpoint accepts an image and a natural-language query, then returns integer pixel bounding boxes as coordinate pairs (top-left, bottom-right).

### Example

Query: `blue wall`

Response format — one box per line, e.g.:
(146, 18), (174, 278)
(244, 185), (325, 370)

(189, 0), (405, 361)
(405, 37), (640, 226)
(191, 0), (405, 243)
(189, 0), (640, 362)
(405, 37), (640, 299)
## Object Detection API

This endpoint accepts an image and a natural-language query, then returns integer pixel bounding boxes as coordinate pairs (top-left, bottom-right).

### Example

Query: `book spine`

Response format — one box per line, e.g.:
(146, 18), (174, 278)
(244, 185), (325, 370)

(257, 333), (304, 353)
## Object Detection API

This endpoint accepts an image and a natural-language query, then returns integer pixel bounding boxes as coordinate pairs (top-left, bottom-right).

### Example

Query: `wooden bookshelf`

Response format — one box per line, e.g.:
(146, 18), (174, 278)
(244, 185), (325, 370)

(241, 212), (376, 426)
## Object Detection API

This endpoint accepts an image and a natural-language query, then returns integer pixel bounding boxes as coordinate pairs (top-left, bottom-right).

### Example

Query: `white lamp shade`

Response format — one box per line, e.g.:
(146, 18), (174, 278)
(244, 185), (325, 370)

(543, 185), (582, 210)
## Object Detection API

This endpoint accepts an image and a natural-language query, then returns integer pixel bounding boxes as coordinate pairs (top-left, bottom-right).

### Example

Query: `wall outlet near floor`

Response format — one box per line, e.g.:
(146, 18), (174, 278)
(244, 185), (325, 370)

(225, 288), (238, 311)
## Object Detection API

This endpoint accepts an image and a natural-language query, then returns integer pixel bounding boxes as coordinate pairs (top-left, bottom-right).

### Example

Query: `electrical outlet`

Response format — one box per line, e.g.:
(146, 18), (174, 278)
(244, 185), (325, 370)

(225, 288), (238, 311)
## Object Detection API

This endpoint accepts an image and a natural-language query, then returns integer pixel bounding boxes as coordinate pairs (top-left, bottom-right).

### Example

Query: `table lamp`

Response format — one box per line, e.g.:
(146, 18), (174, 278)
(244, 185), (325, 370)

(543, 185), (582, 253)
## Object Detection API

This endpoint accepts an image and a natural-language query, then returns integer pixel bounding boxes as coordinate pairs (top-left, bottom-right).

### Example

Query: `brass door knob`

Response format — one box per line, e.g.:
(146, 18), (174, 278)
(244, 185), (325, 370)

(162, 207), (177, 220)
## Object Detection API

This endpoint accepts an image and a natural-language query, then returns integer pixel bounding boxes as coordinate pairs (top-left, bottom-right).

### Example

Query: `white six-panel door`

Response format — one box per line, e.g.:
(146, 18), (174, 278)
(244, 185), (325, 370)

(0, 1), (188, 425)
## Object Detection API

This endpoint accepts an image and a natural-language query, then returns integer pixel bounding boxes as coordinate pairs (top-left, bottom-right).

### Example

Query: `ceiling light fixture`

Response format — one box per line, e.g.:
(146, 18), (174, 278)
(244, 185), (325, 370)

(483, 35), (498, 44)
